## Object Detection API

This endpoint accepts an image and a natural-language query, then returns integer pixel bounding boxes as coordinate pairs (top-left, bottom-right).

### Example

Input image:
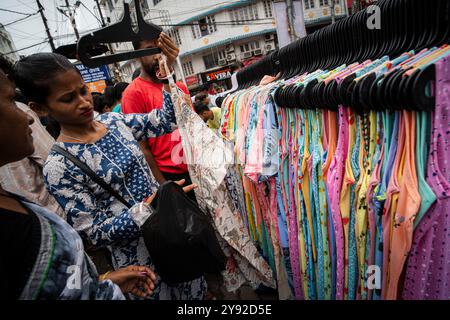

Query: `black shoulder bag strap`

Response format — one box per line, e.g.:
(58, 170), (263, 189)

(51, 144), (132, 209)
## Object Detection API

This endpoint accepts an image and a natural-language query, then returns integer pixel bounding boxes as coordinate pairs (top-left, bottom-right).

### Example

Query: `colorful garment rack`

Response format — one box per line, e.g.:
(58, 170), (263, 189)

(217, 46), (450, 300)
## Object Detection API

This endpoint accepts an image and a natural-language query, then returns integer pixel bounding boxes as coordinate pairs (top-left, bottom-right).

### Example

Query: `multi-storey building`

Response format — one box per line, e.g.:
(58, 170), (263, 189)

(0, 23), (19, 63)
(100, 0), (347, 90)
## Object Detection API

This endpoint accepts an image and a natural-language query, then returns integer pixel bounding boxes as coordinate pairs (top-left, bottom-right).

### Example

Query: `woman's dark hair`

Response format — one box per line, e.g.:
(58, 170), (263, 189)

(45, 116), (61, 140)
(13, 53), (79, 104)
(102, 85), (115, 108)
(113, 82), (129, 101)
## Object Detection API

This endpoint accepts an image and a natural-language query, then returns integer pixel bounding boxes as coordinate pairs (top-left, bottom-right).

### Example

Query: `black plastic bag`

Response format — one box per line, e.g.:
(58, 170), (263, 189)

(142, 181), (226, 285)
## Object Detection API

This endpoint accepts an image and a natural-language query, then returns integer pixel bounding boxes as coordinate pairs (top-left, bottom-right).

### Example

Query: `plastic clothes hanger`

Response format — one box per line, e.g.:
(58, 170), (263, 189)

(77, 0), (162, 68)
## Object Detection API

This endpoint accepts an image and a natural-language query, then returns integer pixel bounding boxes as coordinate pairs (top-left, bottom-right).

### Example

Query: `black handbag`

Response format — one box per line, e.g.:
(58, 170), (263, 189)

(141, 181), (226, 286)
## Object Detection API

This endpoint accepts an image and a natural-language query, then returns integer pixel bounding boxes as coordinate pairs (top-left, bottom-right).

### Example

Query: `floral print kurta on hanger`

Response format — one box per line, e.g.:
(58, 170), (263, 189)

(166, 78), (276, 292)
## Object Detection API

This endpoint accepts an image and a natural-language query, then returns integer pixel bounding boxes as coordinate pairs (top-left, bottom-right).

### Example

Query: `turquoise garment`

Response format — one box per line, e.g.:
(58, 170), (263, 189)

(112, 103), (122, 113)
(413, 111), (436, 228)
(310, 109), (331, 299)
(348, 116), (361, 300)
(372, 110), (398, 300)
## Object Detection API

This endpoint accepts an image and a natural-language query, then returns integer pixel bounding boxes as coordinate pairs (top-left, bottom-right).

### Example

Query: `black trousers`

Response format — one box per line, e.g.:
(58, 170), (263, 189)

(161, 171), (197, 203)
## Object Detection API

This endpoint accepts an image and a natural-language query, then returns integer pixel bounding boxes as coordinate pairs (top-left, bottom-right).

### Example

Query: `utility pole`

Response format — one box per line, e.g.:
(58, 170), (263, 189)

(64, 0), (80, 40)
(286, 0), (296, 43)
(94, 0), (106, 27)
(36, 0), (56, 51)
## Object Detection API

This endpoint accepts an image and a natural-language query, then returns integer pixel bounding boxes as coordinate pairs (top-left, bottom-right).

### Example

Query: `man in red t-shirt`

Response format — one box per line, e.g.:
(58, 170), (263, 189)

(122, 34), (195, 199)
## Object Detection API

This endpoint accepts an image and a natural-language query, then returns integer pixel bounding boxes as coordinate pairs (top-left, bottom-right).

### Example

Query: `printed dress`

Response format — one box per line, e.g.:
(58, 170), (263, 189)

(43, 91), (206, 300)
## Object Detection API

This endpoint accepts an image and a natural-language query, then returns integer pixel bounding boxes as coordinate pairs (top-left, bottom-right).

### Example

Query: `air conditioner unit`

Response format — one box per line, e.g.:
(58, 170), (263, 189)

(226, 52), (236, 61)
(264, 34), (275, 41)
(218, 59), (227, 66)
(225, 44), (235, 52)
(242, 52), (252, 59)
(265, 44), (274, 52)
(253, 49), (263, 56)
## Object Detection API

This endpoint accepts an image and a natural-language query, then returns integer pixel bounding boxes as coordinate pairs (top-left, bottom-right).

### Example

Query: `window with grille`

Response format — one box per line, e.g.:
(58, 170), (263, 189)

(207, 15), (217, 33)
(240, 41), (260, 53)
(319, 0), (329, 6)
(191, 22), (202, 39)
(218, 51), (227, 60)
(182, 61), (194, 76)
(230, 4), (259, 25)
(203, 52), (219, 70)
(192, 15), (217, 39)
(304, 0), (315, 9)
(169, 29), (182, 46)
(263, 0), (273, 18)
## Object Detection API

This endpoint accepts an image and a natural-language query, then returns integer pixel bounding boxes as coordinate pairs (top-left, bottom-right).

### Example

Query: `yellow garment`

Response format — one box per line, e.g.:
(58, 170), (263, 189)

(355, 111), (377, 298)
(207, 106), (222, 130)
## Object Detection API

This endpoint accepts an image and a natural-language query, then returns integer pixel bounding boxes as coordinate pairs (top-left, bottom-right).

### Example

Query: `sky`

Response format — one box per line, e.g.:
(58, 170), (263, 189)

(0, 0), (102, 57)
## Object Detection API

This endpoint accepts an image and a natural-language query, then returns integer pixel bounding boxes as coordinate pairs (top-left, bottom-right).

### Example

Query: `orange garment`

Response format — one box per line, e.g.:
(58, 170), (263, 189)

(382, 112), (407, 299)
(386, 111), (421, 300)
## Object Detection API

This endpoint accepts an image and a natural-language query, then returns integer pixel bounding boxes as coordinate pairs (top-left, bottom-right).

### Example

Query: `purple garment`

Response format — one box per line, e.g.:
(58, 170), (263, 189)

(402, 57), (450, 300)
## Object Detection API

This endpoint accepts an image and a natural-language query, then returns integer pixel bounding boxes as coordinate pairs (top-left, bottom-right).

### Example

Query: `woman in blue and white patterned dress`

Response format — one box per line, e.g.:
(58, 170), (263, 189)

(0, 55), (156, 300)
(13, 50), (206, 300)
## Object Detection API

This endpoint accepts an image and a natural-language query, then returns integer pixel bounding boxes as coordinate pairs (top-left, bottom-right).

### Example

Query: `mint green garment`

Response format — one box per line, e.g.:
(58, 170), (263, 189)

(414, 111), (436, 229)
(112, 103), (122, 113)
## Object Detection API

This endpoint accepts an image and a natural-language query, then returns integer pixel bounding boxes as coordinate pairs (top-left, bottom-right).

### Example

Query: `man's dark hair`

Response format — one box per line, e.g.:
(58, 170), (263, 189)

(13, 53), (78, 104)
(113, 82), (129, 101)
(194, 101), (210, 115)
(195, 93), (208, 103)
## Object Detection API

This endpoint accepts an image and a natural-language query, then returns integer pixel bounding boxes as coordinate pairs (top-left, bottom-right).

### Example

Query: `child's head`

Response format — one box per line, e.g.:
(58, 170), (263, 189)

(14, 53), (94, 126)
(102, 85), (115, 113)
(113, 82), (129, 103)
(0, 55), (34, 166)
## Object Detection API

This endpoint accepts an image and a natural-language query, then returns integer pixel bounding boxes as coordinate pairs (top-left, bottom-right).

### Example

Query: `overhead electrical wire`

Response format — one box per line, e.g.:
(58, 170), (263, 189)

(0, 7), (36, 15)
(3, 39), (49, 55)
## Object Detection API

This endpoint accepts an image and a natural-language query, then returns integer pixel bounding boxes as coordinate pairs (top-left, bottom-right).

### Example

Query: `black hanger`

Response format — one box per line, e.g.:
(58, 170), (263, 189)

(77, 0), (162, 68)
(388, 68), (408, 111)
(406, 64), (436, 112)
(358, 72), (377, 113)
